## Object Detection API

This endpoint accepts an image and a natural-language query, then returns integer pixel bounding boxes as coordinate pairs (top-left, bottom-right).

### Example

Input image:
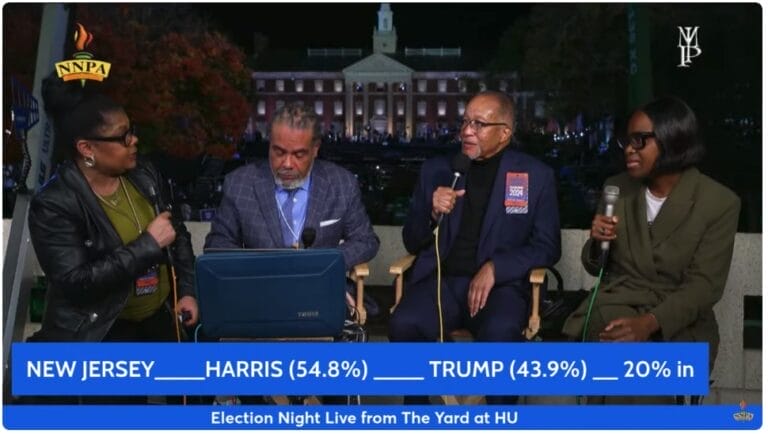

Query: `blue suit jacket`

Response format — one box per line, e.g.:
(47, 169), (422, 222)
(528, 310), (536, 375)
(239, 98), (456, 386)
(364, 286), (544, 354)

(204, 159), (379, 269)
(403, 148), (561, 291)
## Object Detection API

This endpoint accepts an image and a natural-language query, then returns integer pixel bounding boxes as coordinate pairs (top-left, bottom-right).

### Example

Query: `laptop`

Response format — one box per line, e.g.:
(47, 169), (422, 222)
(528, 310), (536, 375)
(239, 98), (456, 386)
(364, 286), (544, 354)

(195, 249), (347, 339)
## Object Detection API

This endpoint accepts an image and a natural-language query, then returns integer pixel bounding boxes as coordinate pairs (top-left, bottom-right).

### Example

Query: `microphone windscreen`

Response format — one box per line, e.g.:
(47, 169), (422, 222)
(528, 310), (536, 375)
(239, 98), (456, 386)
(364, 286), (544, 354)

(603, 185), (620, 205)
(451, 153), (472, 174)
(301, 227), (316, 248)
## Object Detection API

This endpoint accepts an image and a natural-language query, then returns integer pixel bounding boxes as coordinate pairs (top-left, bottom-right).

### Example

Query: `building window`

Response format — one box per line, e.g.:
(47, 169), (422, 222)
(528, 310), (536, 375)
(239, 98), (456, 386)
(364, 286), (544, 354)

(417, 101), (427, 117)
(458, 80), (467, 93)
(295, 80), (304, 92)
(458, 101), (466, 116)
(256, 80), (265, 91)
(257, 100), (266, 115)
(417, 80), (427, 93)
(396, 100), (405, 116)
(334, 100), (343, 116)
(315, 101), (323, 115)
(276, 100), (285, 110)
(499, 80), (508, 92)
(355, 101), (363, 116)
(374, 99), (385, 116)
(376, 82), (385, 92)
(437, 101), (446, 117)
(276, 80), (285, 92)
(438, 80), (447, 93)
(334, 80), (343, 92)
(314, 80), (324, 93)
(478, 81), (487, 92)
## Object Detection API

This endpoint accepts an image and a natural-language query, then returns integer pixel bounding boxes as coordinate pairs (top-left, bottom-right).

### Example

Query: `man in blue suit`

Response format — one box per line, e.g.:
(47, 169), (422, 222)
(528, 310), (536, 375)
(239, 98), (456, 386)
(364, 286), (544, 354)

(205, 102), (379, 294)
(389, 91), (561, 404)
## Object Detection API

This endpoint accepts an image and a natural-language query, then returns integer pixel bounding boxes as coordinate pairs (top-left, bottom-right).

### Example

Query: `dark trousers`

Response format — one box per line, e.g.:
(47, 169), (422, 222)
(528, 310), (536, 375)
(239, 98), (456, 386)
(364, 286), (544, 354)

(389, 275), (526, 405)
(388, 275), (528, 342)
(20, 305), (185, 405)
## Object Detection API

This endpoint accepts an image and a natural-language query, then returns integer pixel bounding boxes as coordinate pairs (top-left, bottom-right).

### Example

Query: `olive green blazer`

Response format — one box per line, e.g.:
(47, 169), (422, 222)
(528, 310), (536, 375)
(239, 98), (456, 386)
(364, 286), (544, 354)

(562, 168), (740, 367)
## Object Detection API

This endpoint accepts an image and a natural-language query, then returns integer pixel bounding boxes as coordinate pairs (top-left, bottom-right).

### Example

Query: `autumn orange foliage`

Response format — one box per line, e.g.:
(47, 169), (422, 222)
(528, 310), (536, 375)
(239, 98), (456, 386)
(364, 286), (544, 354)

(73, 5), (251, 159)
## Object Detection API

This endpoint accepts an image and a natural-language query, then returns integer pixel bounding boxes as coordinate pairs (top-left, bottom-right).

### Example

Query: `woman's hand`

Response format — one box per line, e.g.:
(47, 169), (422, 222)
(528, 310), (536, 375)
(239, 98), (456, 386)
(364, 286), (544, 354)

(599, 313), (659, 342)
(176, 295), (199, 327)
(591, 214), (619, 242)
(146, 211), (176, 248)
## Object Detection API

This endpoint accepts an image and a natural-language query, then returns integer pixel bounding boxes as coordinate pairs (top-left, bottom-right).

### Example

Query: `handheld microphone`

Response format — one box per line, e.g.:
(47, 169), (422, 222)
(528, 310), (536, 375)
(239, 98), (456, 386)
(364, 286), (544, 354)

(600, 185), (620, 252)
(147, 185), (174, 265)
(434, 153), (472, 228)
(301, 227), (316, 249)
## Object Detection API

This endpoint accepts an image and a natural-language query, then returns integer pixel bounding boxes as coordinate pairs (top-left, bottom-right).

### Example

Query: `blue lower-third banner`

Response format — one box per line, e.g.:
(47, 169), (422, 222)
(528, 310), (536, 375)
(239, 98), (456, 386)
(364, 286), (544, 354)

(2, 404), (762, 429)
(12, 342), (708, 396)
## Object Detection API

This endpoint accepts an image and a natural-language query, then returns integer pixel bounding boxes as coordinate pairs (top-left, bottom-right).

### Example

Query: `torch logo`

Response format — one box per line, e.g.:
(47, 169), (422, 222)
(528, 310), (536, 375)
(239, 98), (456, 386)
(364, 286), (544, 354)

(55, 23), (112, 86)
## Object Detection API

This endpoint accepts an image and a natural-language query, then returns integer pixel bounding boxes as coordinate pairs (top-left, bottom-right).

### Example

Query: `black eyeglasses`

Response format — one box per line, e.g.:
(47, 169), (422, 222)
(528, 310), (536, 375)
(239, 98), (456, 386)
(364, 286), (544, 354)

(460, 119), (510, 132)
(617, 131), (656, 150)
(83, 125), (136, 147)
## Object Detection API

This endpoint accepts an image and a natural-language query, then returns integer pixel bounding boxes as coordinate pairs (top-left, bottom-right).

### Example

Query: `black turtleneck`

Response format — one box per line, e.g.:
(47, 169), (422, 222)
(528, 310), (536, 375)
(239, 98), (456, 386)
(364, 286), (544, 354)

(443, 151), (503, 276)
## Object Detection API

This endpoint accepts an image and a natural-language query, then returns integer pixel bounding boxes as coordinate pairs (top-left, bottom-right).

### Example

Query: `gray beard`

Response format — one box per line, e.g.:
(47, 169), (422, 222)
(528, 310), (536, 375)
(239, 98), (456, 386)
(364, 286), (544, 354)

(273, 176), (306, 190)
(273, 163), (314, 189)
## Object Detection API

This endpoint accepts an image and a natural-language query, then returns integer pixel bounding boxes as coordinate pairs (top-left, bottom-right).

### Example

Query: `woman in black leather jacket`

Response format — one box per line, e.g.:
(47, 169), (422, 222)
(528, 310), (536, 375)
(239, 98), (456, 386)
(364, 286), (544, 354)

(27, 74), (198, 347)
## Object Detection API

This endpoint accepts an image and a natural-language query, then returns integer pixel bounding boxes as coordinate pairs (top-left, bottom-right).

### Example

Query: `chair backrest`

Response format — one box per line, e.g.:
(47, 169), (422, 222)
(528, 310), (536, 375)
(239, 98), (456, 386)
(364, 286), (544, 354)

(195, 249), (347, 338)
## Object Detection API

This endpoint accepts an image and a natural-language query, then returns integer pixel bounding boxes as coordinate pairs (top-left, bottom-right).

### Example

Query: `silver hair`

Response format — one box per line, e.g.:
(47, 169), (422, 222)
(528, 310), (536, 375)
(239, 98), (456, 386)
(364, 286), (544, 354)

(270, 102), (322, 144)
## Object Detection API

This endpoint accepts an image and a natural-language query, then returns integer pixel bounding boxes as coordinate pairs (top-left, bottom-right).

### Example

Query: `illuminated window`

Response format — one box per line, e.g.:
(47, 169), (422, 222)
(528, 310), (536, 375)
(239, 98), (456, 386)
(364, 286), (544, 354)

(257, 101), (266, 115)
(458, 101), (465, 116)
(276, 80), (285, 92)
(438, 80), (447, 93)
(314, 80), (324, 92)
(295, 80), (304, 92)
(376, 82), (385, 91)
(256, 80), (265, 91)
(437, 101), (446, 117)
(396, 100), (405, 116)
(334, 100), (343, 116)
(355, 101), (363, 116)
(417, 80), (427, 92)
(458, 80), (467, 93)
(334, 80), (343, 92)
(314, 101), (323, 115)
(375, 99), (385, 116)
(417, 101), (426, 117)
(499, 80), (508, 92)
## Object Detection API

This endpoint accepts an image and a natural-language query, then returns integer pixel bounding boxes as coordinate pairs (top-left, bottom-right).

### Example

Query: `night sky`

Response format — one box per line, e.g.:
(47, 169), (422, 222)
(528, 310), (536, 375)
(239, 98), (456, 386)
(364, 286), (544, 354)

(197, 3), (531, 54)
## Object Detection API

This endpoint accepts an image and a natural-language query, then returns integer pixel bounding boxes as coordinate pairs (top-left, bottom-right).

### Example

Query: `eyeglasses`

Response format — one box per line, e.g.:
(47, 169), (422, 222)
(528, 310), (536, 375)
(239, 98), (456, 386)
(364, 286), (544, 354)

(460, 118), (510, 132)
(83, 125), (136, 147)
(617, 131), (656, 150)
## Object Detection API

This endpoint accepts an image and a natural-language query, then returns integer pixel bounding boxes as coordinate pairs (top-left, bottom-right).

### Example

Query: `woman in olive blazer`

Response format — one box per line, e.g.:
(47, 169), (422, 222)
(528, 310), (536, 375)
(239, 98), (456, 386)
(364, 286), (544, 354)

(563, 97), (740, 374)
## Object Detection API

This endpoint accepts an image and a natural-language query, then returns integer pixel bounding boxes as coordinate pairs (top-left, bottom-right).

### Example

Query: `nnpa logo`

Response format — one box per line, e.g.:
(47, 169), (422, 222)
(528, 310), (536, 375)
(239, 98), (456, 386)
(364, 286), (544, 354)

(732, 400), (755, 422)
(677, 26), (702, 67)
(55, 23), (112, 86)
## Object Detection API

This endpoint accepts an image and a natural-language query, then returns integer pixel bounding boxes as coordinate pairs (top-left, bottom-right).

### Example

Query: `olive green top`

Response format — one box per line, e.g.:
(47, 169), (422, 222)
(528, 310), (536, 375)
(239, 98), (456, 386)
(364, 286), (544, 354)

(96, 178), (170, 321)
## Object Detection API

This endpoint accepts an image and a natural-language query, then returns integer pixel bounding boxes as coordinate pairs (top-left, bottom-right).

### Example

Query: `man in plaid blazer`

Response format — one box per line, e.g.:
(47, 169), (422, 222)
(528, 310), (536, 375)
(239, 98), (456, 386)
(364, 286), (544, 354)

(205, 103), (379, 274)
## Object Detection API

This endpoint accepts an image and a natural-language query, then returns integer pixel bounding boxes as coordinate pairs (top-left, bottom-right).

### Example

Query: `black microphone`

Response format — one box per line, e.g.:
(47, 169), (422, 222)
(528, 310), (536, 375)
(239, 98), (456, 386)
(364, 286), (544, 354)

(301, 227), (316, 249)
(147, 186), (175, 264)
(600, 185), (620, 252)
(434, 153), (472, 228)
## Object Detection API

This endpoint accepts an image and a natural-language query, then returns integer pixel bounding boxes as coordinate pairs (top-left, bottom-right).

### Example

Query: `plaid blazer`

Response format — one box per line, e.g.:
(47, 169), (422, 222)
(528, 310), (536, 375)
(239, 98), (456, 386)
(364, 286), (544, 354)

(204, 159), (379, 269)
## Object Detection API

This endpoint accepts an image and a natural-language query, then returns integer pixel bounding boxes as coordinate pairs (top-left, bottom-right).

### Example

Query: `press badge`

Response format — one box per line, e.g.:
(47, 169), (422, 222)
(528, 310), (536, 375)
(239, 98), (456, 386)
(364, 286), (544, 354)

(135, 266), (159, 296)
(505, 172), (529, 214)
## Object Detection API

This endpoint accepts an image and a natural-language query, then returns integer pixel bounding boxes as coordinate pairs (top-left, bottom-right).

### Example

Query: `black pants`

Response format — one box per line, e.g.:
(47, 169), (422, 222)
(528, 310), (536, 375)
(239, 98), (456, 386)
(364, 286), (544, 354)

(20, 305), (185, 405)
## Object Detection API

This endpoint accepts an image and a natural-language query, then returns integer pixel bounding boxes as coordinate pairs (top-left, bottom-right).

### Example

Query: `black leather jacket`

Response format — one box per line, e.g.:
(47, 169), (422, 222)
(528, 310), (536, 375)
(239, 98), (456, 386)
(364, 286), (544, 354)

(27, 158), (195, 342)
